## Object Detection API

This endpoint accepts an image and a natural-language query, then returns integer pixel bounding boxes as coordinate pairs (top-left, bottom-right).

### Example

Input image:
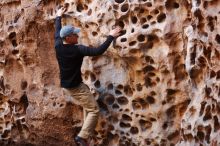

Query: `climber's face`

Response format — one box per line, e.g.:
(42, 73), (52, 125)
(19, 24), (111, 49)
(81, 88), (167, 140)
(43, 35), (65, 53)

(65, 33), (78, 44)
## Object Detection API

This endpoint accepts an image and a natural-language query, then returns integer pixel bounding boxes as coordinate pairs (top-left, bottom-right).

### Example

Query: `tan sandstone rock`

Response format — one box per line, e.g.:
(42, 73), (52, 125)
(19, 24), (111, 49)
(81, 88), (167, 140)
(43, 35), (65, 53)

(0, 0), (219, 146)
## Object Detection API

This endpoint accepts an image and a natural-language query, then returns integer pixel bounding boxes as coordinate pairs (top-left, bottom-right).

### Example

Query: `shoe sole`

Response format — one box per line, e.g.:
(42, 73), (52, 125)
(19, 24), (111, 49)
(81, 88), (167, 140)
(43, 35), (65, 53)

(74, 140), (88, 146)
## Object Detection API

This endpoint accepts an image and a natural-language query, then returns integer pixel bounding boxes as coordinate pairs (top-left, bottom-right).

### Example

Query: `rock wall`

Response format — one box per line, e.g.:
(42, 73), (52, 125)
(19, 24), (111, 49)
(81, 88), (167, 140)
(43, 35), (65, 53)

(0, 0), (219, 146)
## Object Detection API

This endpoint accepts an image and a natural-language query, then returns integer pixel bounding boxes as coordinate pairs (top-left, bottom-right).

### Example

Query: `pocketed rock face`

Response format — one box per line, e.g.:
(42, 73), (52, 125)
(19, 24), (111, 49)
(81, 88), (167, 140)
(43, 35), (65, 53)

(0, 0), (219, 146)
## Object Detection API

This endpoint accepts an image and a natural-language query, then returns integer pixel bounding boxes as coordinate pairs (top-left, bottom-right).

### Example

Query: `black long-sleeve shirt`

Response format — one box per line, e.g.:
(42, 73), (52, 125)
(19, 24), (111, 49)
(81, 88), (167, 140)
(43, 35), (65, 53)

(54, 16), (114, 88)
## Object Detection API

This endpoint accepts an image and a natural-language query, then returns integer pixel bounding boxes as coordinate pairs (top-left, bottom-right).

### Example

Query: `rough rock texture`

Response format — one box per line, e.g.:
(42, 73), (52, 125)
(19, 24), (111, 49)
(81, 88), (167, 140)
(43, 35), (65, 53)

(0, 0), (220, 146)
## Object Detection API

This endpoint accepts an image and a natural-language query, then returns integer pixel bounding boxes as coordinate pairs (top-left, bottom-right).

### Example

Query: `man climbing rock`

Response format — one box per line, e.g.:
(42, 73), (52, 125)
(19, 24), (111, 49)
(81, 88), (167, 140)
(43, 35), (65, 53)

(54, 7), (121, 146)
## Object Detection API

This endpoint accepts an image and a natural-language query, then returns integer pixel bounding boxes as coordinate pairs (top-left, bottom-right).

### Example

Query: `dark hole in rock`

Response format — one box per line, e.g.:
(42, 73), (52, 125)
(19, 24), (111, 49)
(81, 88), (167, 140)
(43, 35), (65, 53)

(150, 118), (156, 121)
(84, 4), (88, 10)
(21, 80), (28, 90)
(151, 20), (156, 24)
(14, 14), (20, 23)
(147, 34), (158, 41)
(105, 94), (115, 105)
(194, 9), (203, 21)
(92, 31), (98, 36)
(203, 1), (209, 9)
(132, 100), (141, 110)
(157, 13), (166, 23)
(2, 129), (10, 138)
(142, 24), (149, 29)
(150, 91), (156, 96)
(203, 105), (212, 121)
(120, 122), (131, 128)
(108, 83), (113, 90)
(166, 89), (177, 95)
(108, 125), (115, 131)
(97, 98), (109, 114)
(9, 32), (16, 39)
(162, 122), (168, 129)
(122, 114), (132, 121)
(214, 116), (220, 132)
(62, 2), (69, 8)
(139, 8), (145, 13)
(115, 89), (122, 95)
(167, 130), (179, 141)
(146, 2), (152, 7)
(131, 16), (137, 24)
(120, 30), (126, 36)
(153, 9), (159, 15)
(87, 9), (92, 15)
(121, 3), (129, 12)
(198, 56), (206, 66)
(140, 17), (147, 24)
(90, 73), (96, 82)
(143, 65), (155, 73)
(94, 80), (101, 88)
(108, 115), (119, 123)
(205, 86), (212, 96)
(197, 131), (205, 141)
(147, 15), (153, 20)
(148, 72), (156, 77)
(146, 96), (155, 104)
(165, 0), (179, 10)
(130, 126), (139, 134)
(11, 40), (17, 47)
(215, 34), (220, 44)
(173, 2), (179, 8)
(145, 138), (152, 145)
(205, 125), (211, 143)
(129, 41), (137, 46)
(12, 49), (19, 55)
(121, 37), (127, 42)
(139, 119), (152, 131)
(60, 104), (64, 107)
(124, 85), (133, 96)
(136, 84), (142, 91)
(20, 93), (29, 112)
(144, 77), (154, 87)
(137, 34), (145, 42)
(217, 70), (220, 79)
(118, 21), (125, 29)
(117, 96), (128, 105)
(117, 84), (123, 89)
(115, 0), (125, 3)
(76, 3), (84, 12)
(112, 103), (120, 109)
(113, 4), (119, 10)
(145, 56), (154, 63)
(195, 0), (201, 6)
(166, 105), (176, 118)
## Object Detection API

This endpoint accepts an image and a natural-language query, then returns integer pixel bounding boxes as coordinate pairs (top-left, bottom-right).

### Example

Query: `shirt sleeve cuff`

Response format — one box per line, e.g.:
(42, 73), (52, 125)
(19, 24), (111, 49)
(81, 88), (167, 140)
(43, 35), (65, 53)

(108, 35), (115, 40)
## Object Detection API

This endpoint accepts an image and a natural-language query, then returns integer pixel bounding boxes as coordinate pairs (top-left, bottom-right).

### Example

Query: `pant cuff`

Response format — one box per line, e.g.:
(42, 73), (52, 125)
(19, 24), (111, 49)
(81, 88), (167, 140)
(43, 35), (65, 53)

(78, 131), (89, 139)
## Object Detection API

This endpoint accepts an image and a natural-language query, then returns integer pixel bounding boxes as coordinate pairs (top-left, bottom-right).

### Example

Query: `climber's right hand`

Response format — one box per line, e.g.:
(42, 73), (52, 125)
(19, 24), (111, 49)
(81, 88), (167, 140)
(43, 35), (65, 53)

(109, 26), (122, 38)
